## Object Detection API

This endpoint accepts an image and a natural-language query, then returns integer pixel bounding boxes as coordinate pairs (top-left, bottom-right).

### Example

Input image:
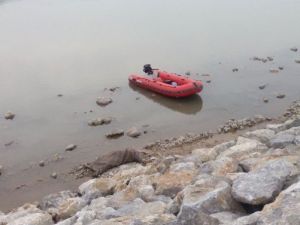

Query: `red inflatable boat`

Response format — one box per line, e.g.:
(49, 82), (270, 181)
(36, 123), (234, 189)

(129, 66), (203, 98)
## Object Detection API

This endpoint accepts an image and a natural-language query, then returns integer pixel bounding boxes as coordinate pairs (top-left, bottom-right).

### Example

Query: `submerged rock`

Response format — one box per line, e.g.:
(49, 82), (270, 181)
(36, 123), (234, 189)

(4, 111), (15, 120)
(96, 97), (113, 106)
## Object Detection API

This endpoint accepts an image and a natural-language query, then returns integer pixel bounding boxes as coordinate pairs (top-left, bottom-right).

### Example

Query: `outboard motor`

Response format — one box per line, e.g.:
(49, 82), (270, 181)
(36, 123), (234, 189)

(143, 64), (153, 75)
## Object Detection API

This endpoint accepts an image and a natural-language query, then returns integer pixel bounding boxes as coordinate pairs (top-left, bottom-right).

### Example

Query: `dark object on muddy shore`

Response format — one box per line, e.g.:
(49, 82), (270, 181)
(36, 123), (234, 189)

(259, 84), (266, 90)
(39, 161), (45, 167)
(295, 59), (300, 64)
(232, 68), (239, 72)
(88, 117), (112, 126)
(270, 69), (279, 74)
(57, 94), (63, 97)
(76, 149), (149, 178)
(278, 66), (284, 70)
(65, 144), (77, 151)
(51, 172), (57, 179)
(263, 98), (269, 103)
(277, 94), (286, 99)
(290, 47), (298, 52)
(4, 141), (14, 147)
(0, 165), (3, 175)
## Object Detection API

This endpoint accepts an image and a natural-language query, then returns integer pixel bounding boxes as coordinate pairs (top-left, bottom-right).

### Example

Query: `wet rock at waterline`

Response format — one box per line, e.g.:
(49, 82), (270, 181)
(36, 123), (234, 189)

(290, 47), (298, 52)
(65, 144), (77, 151)
(277, 94), (286, 99)
(4, 111), (15, 120)
(126, 127), (141, 138)
(96, 97), (113, 106)
(105, 129), (124, 139)
(88, 117), (112, 126)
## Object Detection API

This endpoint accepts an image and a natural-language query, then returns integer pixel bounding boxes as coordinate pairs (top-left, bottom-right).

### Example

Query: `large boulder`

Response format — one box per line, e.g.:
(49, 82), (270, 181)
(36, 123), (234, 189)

(176, 175), (243, 225)
(270, 133), (295, 148)
(244, 129), (275, 145)
(232, 159), (295, 205)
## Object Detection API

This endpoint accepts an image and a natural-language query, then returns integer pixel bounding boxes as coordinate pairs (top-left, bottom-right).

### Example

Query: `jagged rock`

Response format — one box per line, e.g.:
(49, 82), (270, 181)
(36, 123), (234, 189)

(270, 133), (295, 148)
(212, 140), (236, 155)
(232, 159), (295, 205)
(96, 97), (113, 106)
(244, 129), (275, 145)
(217, 137), (267, 161)
(192, 148), (218, 162)
(126, 127), (141, 138)
(40, 191), (76, 211)
(253, 180), (300, 224)
(4, 111), (15, 120)
(105, 129), (124, 138)
(210, 211), (245, 225)
(177, 207), (219, 225)
(79, 178), (116, 203)
(177, 175), (242, 225)
(153, 170), (196, 198)
(0, 204), (53, 225)
(211, 157), (239, 176)
(88, 118), (112, 126)
(65, 144), (77, 151)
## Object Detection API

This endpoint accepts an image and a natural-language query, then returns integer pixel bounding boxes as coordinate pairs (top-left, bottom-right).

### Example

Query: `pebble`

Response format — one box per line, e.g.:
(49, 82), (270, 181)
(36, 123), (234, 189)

(201, 74), (210, 76)
(263, 98), (269, 103)
(57, 94), (63, 97)
(0, 165), (3, 175)
(277, 94), (286, 99)
(51, 172), (57, 179)
(126, 127), (141, 138)
(109, 87), (120, 92)
(96, 97), (113, 106)
(295, 60), (300, 64)
(290, 47), (298, 52)
(267, 56), (274, 61)
(136, 97), (140, 100)
(278, 66), (284, 70)
(185, 71), (191, 76)
(232, 68), (239, 72)
(259, 84), (266, 90)
(270, 69), (279, 73)
(65, 144), (77, 151)
(39, 161), (45, 167)
(206, 80), (211, 83)
(4, 141), (14, 147)
(4, 112), (15, 120)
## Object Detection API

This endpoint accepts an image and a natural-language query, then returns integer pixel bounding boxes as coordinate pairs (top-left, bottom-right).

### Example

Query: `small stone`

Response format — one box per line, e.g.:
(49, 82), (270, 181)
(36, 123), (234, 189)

(270, 69), (279, 73)
(57, 94), (63, 97)
(105, 129), (124, 139)
(109, 87), (120, 92)
(126, 127), (141, 138)
(4, 141), (14, 146)
(295, 59), (300, 64)
(290, 47), (298, 52)
(39, 161), (45, 167)
(4, 111), (15, 120)
(263, 98), (269, 103)
(278, 66), (284, 70)
(277, 94), (286, 99)
(136, 97), (140, 100)
(267, 56), (273, 61)
(0, 165), (3, 175)
(96, 97), (113, 106)
(206, 80), (211, 83)
(201, 73), (210, 76)
(232, 68), (239, 72)
(259, 84), (266, 90)
(65, 144), (77, 151)
(88, 118), (112, 126)
(185, 71), (191, 76)
(51, 172), (57, 179)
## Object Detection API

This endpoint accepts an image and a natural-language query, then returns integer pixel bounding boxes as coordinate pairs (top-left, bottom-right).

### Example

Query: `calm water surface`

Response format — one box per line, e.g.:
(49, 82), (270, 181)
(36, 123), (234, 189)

(0, 0), (300, 210)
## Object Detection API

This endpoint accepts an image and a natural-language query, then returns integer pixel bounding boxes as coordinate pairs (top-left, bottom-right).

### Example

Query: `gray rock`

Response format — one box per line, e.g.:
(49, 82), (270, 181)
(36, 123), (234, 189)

(39, 191), (77, 211)
(232, 159), (294, 205)
(39, 161), (45, 167)
(263, 98), (269, 103)
(231, 212), (261, 225)
(4, 111), (15, 120)
(51, 172), (58, 179)
(210, 211), (245, 224)
(0, 165), (3, 175)
(294, 136), (300, 146)
(278, 66), (284, 70)
(96, 97), (113, 106)
(270, 69), (279, 73)
(276, 93), (286, 99)
(105, 129), (124, 138)
(295, 59), (300, 64)
(267, 56), (273, 61)
(259, 84), (266, 90)
(266, 123), (287, 133)
(244, 129), (275, 145)
(290, 47), (298, 52)
(232, 68), (239, 72)
(178, 175), (243, 219)
(131, 214), (176, 225)
(177, 207), (219, 225)
(253, 180), (300, 224)
(65, 144), (77, 151)
(126, 127), (141, 138)
(88, 118), (112, 126)
(270, 133), (295, 148)
(285, 118), (300, 129)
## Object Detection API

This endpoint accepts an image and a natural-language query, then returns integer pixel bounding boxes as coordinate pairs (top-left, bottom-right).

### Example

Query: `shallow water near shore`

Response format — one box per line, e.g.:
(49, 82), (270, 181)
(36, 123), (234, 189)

(1, 0), (300, 211)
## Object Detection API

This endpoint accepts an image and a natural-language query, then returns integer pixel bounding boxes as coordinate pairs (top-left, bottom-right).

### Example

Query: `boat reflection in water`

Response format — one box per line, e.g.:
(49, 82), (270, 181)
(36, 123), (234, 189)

(129, 83), (203, 115)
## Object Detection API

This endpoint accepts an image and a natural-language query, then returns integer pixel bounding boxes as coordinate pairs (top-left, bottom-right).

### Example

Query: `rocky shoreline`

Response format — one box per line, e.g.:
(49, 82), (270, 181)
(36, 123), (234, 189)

(0, 101), (300, 224)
